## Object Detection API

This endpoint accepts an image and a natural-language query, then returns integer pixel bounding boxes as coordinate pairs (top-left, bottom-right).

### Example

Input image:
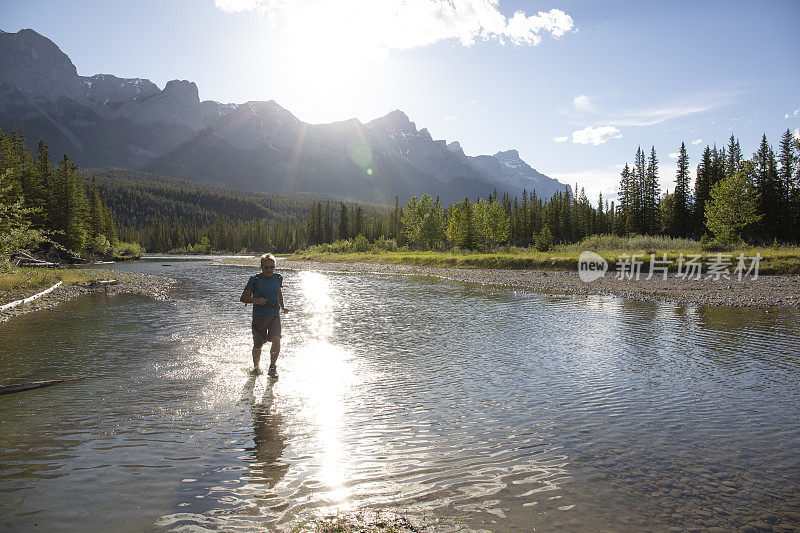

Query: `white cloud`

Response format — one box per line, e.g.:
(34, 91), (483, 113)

(215, 0), (575, 52)
(571, 125), (622, 145)
(443, 115), (459, 120)
(786, 109), (800, 119)
(668, 152), (679, 159)
(573, 95), (595, 112)
(691, 138), (703, 145)
(552, 135), (568, 143)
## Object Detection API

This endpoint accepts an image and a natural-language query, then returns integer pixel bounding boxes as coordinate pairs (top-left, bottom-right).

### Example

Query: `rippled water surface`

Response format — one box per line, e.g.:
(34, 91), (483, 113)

(1, 259), (799, 531)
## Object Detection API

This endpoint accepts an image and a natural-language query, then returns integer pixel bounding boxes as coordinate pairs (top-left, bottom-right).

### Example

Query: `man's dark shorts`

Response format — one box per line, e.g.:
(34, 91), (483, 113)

(252, 312), (281, 347)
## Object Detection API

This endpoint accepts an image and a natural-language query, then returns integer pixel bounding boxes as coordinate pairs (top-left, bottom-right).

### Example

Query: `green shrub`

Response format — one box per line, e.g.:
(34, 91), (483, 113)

(536, 226), (553, 252)
(90, 234), (112, 255)
(353, 234), (370, 252)
(564, 233), (701, 252)
(111, 241), (143, 260)
(373, 236), (398, 252)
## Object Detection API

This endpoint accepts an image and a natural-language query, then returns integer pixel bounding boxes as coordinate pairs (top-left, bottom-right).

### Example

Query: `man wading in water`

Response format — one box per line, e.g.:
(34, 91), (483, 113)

(240, 254), (288, 377)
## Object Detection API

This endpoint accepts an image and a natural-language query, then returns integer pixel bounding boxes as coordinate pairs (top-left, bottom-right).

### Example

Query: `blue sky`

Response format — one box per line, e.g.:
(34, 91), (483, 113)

(2, 0), (799, 200)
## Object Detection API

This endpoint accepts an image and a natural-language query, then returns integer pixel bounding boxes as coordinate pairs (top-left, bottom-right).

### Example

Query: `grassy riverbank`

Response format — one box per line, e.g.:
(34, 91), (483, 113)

(290, 245), (800, 275)
(0, 267), (122, 306)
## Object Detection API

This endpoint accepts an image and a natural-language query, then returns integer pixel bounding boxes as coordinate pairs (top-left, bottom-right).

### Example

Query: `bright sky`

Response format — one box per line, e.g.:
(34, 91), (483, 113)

(3, 0), (799, 200)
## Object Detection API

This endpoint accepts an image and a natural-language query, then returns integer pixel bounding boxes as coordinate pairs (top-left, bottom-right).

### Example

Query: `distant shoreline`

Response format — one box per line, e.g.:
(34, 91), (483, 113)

(269, 259), (800, 308)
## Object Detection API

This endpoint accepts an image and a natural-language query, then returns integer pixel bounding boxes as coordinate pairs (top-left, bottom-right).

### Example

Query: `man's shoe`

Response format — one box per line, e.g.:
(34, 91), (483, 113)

(267, 365), (278, 378)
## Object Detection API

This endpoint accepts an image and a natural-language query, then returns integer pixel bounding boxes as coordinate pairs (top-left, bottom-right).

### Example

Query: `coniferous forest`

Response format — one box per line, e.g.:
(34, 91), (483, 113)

(2, 124), (799, 261)
(0, 126), (131, 261)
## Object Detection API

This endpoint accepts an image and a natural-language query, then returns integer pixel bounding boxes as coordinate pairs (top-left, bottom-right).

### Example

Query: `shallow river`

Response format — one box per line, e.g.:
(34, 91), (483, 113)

(1, 259), (799, 531)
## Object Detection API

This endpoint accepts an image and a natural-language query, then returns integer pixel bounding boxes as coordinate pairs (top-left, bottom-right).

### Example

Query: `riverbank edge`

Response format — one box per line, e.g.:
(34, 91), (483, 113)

(269, 258), (800, 308)
(0, 269), (176, 322)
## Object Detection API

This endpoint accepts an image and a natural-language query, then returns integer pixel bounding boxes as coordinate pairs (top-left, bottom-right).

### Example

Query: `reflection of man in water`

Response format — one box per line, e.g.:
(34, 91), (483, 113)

(240, 254), (288, 377)
(241, 376), (289, 489)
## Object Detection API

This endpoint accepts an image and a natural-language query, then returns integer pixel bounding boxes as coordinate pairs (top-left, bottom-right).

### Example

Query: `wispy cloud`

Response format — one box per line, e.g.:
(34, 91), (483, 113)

(573, 95), (594, 112)
(786, 109), (800, 119)
(552, 135), (568, 143)
(607, 101), (729, 127)
(691, 138), (703, 145)
(572, 125), (621, 145)
(561, 92), (739, 128)
(215, 0), (575, 53)
(668, 152), (679, 159)
(443, 115), (459, 121)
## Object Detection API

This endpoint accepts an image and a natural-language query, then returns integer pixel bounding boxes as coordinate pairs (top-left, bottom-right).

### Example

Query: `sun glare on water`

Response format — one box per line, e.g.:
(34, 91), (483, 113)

(288, 271), (362, 508)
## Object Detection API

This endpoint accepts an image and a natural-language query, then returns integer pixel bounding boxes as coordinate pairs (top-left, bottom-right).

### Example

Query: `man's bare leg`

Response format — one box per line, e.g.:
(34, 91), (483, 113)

(252, 344), (263, 373)
(268, 336), (280, 376)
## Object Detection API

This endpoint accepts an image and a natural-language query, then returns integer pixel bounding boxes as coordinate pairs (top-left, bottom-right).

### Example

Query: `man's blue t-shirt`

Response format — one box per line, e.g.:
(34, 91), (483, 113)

(244, 272), (282, 320)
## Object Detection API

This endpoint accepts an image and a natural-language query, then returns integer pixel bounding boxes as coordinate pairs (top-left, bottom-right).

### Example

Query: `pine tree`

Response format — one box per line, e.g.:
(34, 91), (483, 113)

(102, 196), (117, 243)
(53, 154), (88, 251)
(694, 146), (714, 235)
(0, 126), (24, 204)
(674, 142), (690, 236)
(521, 189), (530, 244)
(753, 134), (780, 240)
(597, 192), (605, 234)
(632, 147), (647, 233)
(338, 203), (349, 240)
(89, 178), (105, 239)
(324, 201), (333, 243)
(644, 146), (661, 234)
(33, 140), (54, 227)
(726, 134), (743, 178)
(352, 206), (364, 237)
(616, 163), (633, 234)
(778, 129), (796, 240)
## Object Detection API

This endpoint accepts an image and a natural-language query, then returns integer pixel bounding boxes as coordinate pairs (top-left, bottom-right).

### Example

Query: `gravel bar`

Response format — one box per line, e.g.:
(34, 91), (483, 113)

(0, 269), (176, 322)
(278, 259), (800, 308)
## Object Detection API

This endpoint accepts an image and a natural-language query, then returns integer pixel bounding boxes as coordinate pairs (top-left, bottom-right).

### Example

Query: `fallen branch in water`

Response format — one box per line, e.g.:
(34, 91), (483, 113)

(0, 377), (88, 396)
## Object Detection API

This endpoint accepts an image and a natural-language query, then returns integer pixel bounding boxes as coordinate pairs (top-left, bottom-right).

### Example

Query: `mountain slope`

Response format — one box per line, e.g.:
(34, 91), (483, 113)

(0, 28), (568, 204)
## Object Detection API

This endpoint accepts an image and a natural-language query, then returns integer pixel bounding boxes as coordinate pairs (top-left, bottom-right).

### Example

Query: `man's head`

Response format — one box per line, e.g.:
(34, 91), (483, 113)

(260, 253), (277, 276)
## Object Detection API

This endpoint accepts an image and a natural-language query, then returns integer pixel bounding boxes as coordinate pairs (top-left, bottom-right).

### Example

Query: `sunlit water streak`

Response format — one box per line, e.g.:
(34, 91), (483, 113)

(1, 259), (799, 531)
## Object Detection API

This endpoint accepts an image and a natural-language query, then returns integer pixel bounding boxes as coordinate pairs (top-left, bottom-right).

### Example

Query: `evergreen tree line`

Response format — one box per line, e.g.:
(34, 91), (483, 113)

(5, 125), (797, 257)
(88, 168), (392, 253)
(302, 130), (800, 252)
(126, 200), (394, 253)
(620, 131), (800, 242)
(0, 126), (119, 256)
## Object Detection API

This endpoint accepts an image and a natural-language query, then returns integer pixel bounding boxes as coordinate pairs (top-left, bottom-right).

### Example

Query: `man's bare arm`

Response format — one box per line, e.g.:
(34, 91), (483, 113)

(241, 290), (266, 305)
(279, 288), (288, 312)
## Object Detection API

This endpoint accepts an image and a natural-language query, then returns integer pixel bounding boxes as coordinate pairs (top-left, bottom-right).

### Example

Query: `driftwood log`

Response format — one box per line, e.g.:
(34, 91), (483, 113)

(11, 251), (59, 267)
(0, 377), (88, 396)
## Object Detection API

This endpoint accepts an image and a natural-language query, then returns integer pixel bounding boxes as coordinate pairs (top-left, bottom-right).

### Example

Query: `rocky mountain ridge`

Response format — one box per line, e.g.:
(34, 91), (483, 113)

(0, 28), (568, 204)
